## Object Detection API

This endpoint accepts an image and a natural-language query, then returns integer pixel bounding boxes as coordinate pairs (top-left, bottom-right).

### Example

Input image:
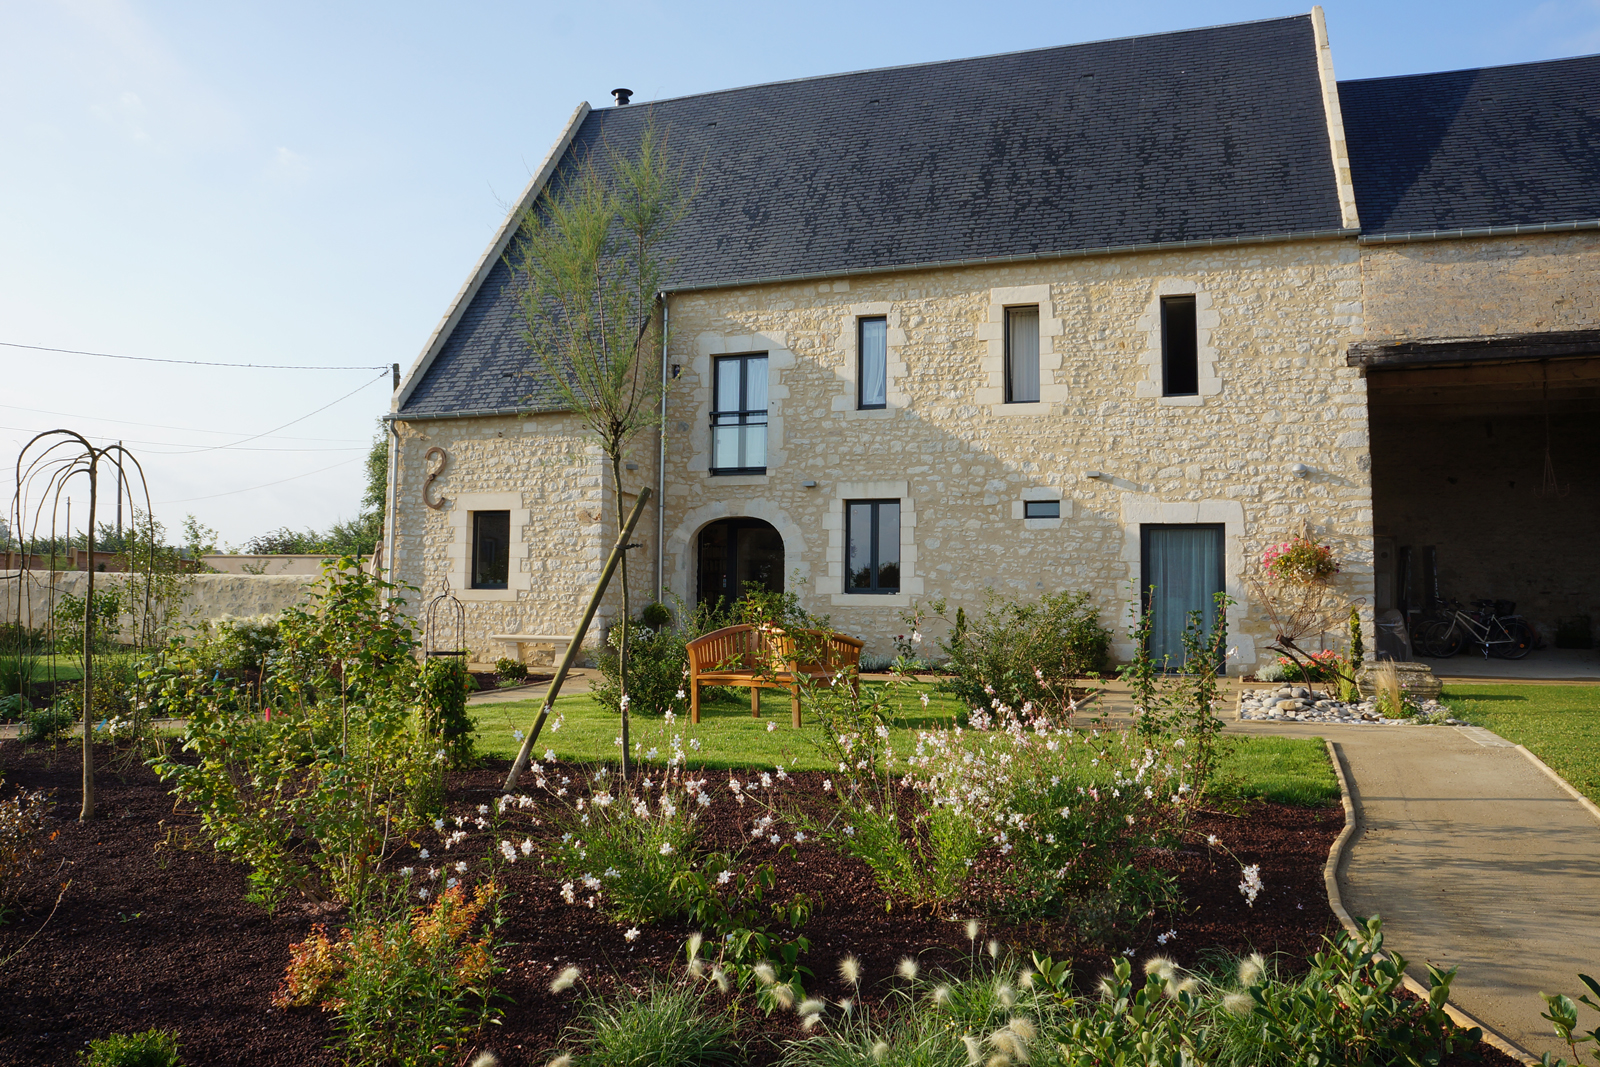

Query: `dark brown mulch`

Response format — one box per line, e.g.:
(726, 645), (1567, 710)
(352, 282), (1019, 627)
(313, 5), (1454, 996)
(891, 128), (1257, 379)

(0, 742), (1517, 1067)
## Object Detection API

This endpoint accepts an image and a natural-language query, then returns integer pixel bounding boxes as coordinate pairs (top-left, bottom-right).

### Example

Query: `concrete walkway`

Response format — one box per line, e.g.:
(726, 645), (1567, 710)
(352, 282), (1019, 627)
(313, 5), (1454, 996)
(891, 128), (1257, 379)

(1233, 718), (1600, 1062)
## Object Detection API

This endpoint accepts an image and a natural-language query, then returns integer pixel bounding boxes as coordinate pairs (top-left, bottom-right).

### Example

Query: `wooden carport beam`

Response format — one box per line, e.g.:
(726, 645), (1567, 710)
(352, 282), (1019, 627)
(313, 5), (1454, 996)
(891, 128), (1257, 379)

(1368, 356), (1600, 390)
(1347, 328), (1600, 369)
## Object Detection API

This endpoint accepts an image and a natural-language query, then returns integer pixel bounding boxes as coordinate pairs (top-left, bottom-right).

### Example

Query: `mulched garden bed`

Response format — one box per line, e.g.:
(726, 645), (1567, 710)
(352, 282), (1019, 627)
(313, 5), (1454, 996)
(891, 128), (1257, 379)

(0, 741), (1517, 1067)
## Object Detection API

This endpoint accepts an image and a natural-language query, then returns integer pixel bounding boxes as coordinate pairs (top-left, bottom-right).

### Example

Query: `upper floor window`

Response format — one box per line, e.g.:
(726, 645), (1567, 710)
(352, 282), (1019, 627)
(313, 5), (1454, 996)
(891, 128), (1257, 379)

(845, 499), (900, 594)
(471, 510), (509, 589)
(1024, 499), (1061, 519)
(1005, 306), (1039, 404)
(858, 317), (887, 409)
(711, 354), (768, 474)
(1161, 296), (1198, 397)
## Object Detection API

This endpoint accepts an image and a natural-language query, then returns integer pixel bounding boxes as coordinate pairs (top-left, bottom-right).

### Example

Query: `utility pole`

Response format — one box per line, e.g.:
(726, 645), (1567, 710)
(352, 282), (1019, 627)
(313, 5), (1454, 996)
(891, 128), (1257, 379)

(115, 441), (123, 548)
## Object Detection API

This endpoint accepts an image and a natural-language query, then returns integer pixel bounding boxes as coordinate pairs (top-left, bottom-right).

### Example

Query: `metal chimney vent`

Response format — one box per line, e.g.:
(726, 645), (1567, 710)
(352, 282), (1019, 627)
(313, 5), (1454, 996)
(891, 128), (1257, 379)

(611, 88), (633, 106)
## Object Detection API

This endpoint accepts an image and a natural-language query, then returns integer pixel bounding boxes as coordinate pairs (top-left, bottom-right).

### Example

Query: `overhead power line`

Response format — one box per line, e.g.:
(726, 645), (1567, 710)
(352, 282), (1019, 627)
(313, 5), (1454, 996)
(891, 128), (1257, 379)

(0, 402), (366, 443)
(155, 457), (361, 505)
(0, 339), (390, 371)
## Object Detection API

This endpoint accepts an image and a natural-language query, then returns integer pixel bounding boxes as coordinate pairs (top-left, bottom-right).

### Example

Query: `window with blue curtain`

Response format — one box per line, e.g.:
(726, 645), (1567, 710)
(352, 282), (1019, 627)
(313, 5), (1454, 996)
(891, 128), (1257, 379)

(1141, 524), (1224, 670)
(859, 317), (887, 409)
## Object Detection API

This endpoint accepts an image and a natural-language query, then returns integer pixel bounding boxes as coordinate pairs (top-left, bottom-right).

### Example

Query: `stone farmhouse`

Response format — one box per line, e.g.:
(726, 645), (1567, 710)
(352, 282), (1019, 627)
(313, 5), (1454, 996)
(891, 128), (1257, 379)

(383, 10), (1599, 672)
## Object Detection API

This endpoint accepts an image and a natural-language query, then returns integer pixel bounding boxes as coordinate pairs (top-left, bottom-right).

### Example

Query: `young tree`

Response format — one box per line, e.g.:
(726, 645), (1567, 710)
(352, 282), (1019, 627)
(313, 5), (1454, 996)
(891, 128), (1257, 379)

(507, 119), (691, 779)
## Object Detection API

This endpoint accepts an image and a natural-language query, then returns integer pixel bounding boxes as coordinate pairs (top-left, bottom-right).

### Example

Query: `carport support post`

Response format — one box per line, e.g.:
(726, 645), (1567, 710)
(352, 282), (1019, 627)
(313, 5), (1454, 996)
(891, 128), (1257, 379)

(502, 487), (652, 791)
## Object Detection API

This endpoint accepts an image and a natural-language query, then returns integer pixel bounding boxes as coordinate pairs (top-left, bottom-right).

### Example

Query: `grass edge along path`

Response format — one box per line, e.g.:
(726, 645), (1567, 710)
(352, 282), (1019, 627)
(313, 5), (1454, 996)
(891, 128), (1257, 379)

(1441, 683), (1600, 806)
(469, 681), (1340, 807)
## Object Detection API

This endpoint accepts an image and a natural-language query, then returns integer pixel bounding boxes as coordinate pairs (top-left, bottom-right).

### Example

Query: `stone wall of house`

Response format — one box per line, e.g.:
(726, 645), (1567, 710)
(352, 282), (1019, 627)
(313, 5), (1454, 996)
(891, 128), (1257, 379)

(388, 412), (662, 664)
(1361, 233), (1600, 340)
(656, 238), (1376, 669)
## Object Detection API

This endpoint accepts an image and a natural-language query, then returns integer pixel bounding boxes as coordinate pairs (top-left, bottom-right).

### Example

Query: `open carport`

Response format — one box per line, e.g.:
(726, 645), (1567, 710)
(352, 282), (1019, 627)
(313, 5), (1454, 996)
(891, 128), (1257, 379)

(1352, 330), (1600, 663)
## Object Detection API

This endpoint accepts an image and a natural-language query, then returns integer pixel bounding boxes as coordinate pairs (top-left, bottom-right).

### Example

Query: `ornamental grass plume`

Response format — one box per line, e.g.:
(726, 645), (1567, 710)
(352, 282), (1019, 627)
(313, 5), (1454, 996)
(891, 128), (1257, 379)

(469, 1054), (500, 1067)
(550, 966), (580, 994)
(1238, 951), (1267, 987)
(872, 1040), (891, 1062)
(962, 1034), (983, 1065)
(897, 956), (919, 981)
(546, 1056), (573, 1067)
(798, 998), (827, 1017)
(771, 983), (795, 1010)
(1223, 992), (1255, 1016)
(839, 955), (862, 986)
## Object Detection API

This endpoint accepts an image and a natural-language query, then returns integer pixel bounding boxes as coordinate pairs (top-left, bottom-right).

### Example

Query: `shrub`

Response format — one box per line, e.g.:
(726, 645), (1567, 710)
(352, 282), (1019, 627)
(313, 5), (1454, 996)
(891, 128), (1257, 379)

(1540, 972), (1600, 1067)
(78, 1028), (182, 1067)
(593, 597), (734, 720)
(417, 656), (477, 769)
(494, 656), (528, 682)
(1, 651), (42, 706)
(208, 613), (282, 672)
(151, 560), (439, 910)
(274, 881), (502, 1067)
(53, 588), (123, 655)
(1, 787), (52, 917)
(919, 590), (1110, 718)
(562, 980), (741, 1067)
(0, 692), (30, 723)
(21, 698), (75, 744)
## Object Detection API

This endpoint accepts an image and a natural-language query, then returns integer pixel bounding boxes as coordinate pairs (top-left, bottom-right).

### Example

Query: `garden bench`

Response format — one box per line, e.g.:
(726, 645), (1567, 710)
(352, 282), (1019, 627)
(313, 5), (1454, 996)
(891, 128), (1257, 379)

(685, 624), (863, 727)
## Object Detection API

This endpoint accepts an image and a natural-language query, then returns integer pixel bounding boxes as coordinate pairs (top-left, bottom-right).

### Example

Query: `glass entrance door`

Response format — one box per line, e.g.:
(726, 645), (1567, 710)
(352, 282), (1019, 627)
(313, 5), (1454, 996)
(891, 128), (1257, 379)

(696, 519), (784, 613)
(1140, 524), (1225, 670)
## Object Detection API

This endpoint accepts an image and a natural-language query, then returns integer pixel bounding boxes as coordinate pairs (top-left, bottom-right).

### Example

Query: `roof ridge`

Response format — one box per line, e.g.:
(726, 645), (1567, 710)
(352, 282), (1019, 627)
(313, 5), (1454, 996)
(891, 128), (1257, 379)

(596, 13), (1314, 113)
(1338, 49), (1600, 86)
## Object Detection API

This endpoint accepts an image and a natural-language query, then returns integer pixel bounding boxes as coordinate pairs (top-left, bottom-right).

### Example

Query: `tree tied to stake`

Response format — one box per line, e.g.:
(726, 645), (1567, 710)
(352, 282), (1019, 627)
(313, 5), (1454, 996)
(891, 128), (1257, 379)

(507, 117), (693, 781)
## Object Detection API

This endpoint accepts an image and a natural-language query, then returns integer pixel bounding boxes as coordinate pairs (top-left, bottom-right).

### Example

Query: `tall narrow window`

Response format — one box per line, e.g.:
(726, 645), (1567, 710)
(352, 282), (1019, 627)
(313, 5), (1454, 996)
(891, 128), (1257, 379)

(471, 510), (509, 589)
(858, 317), (887, 409)
(711, 354), (768, 473)
(1005, 306), (1040, 403)
(845, 500), (900, 594)
(1161, 296), (1198, 397)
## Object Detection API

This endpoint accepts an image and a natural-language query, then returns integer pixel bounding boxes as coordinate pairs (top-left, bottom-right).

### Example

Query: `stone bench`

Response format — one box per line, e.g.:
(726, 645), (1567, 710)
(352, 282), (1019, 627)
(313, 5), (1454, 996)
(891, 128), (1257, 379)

(490, 634), (578, 666)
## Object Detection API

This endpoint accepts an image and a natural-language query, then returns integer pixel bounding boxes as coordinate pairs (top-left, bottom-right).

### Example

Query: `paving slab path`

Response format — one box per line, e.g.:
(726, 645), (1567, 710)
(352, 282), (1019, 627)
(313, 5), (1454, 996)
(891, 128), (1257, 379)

(1232, 718), (1600, 1062)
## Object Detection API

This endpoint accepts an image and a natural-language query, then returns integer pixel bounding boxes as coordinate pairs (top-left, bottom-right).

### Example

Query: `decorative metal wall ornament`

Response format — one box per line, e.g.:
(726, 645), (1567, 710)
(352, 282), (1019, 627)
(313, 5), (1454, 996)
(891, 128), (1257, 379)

(422, 446), (449, 510)
(424, 578), (466, 660)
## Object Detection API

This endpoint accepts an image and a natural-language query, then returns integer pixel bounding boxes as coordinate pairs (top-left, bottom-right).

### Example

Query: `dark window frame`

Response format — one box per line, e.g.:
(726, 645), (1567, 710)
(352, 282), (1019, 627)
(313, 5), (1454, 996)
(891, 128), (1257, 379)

(710, 353), (769, 475)
(1161, 295), (1199, 397)
(1004, 304), (1041, 404)
(470, 510), (510, 590)
(844, 499), (901, 595)
(1024, 499), (1061, 519)
(857, 316), (888, 410)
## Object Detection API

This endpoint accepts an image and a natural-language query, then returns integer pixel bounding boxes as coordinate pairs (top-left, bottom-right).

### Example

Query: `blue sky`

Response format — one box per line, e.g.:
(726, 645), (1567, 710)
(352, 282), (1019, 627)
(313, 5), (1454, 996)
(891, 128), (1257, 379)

(2, 0), (1597, 547)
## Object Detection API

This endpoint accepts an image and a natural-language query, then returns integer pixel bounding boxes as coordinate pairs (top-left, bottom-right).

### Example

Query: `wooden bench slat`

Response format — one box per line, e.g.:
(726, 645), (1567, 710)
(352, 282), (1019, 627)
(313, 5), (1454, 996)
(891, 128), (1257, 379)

(685, 623), (862, 727)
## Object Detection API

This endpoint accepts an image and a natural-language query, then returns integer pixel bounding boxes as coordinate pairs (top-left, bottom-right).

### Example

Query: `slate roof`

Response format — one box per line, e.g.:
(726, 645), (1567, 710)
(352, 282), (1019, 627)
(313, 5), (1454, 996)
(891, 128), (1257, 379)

(400, 14), (1344, 418)
(1340, 54), (1600, 237)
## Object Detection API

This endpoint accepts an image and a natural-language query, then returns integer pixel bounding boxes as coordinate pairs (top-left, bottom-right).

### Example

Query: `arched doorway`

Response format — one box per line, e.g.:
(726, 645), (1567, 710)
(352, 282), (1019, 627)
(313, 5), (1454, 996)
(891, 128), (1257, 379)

(697, 518), (784, 611)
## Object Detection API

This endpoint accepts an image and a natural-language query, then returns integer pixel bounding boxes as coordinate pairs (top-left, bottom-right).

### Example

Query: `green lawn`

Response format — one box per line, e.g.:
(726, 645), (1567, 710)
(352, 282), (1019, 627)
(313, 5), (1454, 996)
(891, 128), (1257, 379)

(471, 680), (1337, 806)
(1441, 684), (1600, 805)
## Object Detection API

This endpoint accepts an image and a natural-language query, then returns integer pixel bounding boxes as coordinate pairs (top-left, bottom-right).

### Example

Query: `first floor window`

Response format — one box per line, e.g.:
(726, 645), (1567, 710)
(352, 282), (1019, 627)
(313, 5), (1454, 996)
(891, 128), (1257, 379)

(858, 317), (887, 408)
(1005, 305), (1040, 403)
(471, 510), (509, 589)
(845, 499), (900, 593)
(1024, 499), (1061, 519)
(711, 353), (768, 473)
(1162, 295), (1198, 396)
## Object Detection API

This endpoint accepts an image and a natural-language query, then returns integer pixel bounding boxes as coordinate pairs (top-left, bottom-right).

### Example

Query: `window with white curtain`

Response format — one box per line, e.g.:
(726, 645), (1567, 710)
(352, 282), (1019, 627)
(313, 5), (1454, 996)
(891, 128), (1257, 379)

(858, 317), (887, 409)
(710, 354), (768, 473)
(1005, 305), (1040, 404)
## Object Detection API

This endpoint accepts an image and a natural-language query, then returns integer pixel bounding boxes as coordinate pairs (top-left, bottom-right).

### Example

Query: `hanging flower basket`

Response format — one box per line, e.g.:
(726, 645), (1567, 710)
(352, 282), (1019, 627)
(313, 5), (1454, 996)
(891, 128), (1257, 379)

(1262, 536), (1339, 584)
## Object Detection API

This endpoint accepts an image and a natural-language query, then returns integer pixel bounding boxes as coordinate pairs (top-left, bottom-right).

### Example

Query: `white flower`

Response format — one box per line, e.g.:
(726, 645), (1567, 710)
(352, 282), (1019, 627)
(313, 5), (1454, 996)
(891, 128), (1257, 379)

(766, 721), (776, 732)
(433, 819), (445, 832)
(455, 860), (468, 873)
(400, 867), (414, 877)
(921, 692), (930, 707)
(512, 729), (524, 741)
(418, 887), (430, 900)
(794, 831), (806, 844)
(521, 838), (534, 855)
(544, 749), (557, 761)
(822, 778), (833, 792)
(624, 927), (640, 942)
(676, 689), (686, 700)
(1239, 864), (1263, 907)
(499, 840), (517, 862)
(717, 869), (733, 884)
(659, 842), (675, 856)
(1207, 834), (1220, 847)
(478, 804), (489, 815)
(561, 881), (575, 903)
(446, 877), (459, 889)
(769, 834), (780, 845)
(419, 848), (430, 860)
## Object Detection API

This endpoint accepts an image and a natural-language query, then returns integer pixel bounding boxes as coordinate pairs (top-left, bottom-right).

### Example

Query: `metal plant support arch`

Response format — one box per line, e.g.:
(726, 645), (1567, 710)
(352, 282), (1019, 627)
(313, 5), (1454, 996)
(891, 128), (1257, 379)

(9, 429), (157, 821)
(424, 580), (466, 661)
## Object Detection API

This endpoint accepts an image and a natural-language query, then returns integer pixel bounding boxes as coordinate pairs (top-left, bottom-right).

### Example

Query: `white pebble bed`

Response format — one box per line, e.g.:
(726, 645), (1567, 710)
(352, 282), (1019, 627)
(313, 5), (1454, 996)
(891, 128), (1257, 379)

(1237, 686), (1463, 725)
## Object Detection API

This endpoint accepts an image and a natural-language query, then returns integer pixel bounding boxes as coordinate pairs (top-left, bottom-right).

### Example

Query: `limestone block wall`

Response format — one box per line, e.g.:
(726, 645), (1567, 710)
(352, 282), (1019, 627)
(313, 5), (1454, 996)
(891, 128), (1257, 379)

(388, 412), (662, 663)
(1, 571), (314, 633)
(658, 238), (1376, 668)
(1361, 233), (1600, 340)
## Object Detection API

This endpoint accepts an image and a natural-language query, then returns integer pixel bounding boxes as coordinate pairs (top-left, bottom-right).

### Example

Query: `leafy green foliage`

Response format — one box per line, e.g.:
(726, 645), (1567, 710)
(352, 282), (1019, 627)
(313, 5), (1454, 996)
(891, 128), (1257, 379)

(78, 1028), (183, 1067)
(910, 590), (1109, 719)
(417, 657), (477, 769)
(53, 588), (122, 655)
(494, 657), (528, 682)
(151, 560), (440, 910)
(1540, 973), (1600, 1066)
(0, 787), (51, 919)
(274, 881), (503, 1067)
